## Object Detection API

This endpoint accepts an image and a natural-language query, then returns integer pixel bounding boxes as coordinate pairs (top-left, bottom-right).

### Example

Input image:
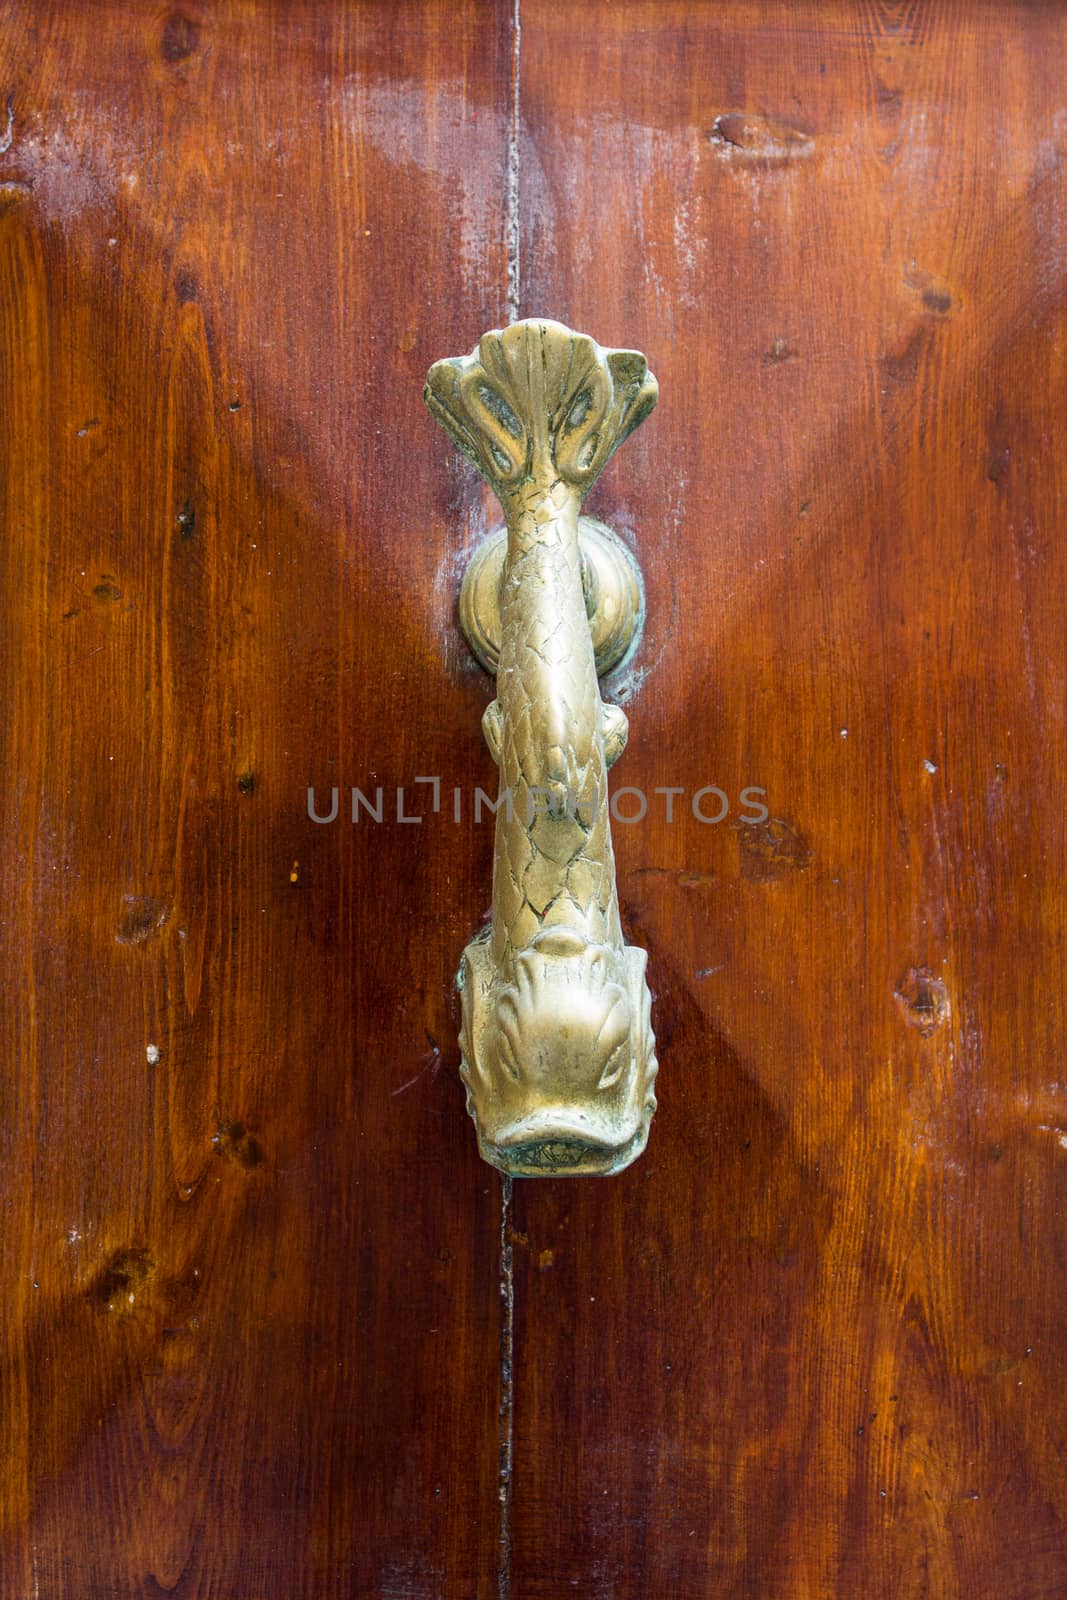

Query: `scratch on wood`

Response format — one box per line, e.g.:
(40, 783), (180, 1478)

(391, 1033), (442, 1096)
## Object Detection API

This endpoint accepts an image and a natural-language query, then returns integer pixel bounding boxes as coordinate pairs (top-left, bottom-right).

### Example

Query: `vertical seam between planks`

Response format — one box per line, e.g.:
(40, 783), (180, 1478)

(498, 1174), (514, 1600)
(505, 0), (521, 322)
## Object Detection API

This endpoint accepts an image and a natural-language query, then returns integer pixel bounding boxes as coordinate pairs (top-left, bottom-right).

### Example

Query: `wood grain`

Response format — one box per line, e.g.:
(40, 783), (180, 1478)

(0, 4), (511, 1596)
(4, 2), (1067, 1596)
(509, 3), (1067, 1597)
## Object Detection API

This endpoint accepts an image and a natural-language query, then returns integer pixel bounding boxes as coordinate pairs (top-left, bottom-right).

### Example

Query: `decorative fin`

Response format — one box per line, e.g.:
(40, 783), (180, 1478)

(481, 699), (504, 765)
(601, 703), (629, 769)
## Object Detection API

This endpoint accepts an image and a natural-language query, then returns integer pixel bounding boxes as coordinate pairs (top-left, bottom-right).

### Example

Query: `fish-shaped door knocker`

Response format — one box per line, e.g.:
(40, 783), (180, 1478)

(425, 319), (658, 1177)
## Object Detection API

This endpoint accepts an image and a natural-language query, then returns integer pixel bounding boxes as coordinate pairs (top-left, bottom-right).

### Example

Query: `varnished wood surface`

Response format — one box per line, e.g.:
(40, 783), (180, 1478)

(511, 3), (1067, 1597)
(3, 2), (1067, 1596)
(0, 4), (512, 1596)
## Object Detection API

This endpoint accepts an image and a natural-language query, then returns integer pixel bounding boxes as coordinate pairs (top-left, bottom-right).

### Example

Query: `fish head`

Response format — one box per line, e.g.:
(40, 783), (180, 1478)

(458, 927), (658, 1177)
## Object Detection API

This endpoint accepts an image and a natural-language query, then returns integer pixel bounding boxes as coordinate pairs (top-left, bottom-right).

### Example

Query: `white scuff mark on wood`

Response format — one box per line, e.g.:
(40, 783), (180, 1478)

(334, 76), (509, 309)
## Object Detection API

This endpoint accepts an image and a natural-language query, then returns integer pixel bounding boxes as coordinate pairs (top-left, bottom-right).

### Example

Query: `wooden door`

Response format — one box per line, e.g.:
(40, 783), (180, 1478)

(2, 4), (1066, 1596)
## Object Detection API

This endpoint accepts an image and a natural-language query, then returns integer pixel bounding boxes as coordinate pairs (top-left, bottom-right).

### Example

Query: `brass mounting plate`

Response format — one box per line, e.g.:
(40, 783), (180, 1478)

(458, 516), (644, 678)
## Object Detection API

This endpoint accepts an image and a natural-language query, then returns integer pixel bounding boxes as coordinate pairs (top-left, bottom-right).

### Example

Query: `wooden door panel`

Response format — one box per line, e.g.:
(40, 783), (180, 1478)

(509, 3), (1067, 1596)
(0, 4), (510, 1595)
(3, 2), (1067, 1597)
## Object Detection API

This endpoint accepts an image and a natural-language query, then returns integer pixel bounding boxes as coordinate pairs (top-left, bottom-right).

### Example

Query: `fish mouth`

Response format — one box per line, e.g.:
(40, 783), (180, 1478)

(458, 937), (658, 1178)
(477, 1106), (652, 1178)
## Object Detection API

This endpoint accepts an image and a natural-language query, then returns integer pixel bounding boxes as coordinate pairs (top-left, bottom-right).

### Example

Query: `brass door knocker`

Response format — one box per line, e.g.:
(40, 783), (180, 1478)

(425, 319), (658, 1177)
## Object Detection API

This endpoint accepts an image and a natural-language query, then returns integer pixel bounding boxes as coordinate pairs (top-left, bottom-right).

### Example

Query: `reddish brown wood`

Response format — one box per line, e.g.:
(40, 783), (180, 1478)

(5, 2), (1067, 1596)
(0, 4), (512, 1595)
(508, 3), (1067, 1597)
